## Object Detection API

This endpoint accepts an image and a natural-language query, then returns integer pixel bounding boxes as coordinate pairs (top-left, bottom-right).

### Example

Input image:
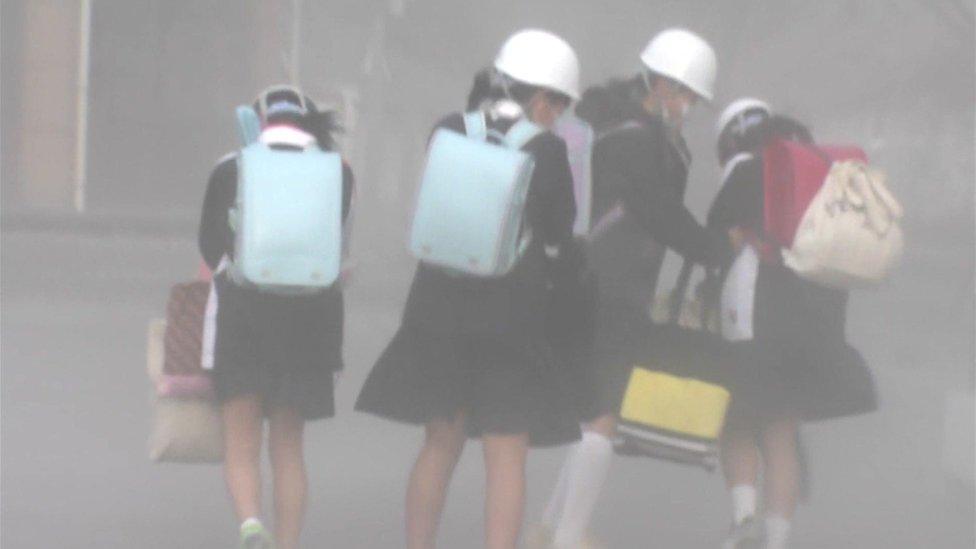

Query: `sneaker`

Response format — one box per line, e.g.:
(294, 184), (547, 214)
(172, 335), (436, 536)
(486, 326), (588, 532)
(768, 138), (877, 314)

(721, 516), (763, 549)
(240, 519), (274, 549)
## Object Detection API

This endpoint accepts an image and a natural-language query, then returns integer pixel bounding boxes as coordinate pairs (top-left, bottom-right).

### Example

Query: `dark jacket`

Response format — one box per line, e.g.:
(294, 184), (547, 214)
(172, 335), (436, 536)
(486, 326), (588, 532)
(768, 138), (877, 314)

(706, 152), (852, 345)
(706, 152), (875, 421)
(588, 112), (731, 317)
(196, 127), (355, 375)
(401, 112), (577, 338)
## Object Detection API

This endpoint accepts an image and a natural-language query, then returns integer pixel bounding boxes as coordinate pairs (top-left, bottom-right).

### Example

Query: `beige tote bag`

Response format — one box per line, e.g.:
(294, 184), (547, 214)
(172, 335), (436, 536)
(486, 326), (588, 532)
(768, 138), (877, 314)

(146, 319), (223, 463)
(783, 161), (903, 288)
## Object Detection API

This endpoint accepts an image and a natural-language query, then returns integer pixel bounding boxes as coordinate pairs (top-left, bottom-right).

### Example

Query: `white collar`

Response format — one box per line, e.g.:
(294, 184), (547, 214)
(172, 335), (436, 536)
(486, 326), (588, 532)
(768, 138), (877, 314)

(259, 125), (316, 149)
(720, 152), (754, 187)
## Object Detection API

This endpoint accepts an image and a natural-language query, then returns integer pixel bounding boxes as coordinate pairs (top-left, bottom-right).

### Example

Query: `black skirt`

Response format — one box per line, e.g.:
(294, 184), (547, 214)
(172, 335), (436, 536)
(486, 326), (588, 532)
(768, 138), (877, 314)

(212, 274), (344, 420)
(724, 264), (877, 424)
(546, 270), (599, 415)
(576, 295), (659, 422)
(355, 322), (580, 447)
(724, 340), (876, 424)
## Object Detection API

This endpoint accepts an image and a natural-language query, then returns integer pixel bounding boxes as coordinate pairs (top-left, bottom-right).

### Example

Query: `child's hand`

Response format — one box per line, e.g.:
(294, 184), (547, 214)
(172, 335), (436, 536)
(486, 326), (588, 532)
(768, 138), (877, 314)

(728, 226), (747, 252)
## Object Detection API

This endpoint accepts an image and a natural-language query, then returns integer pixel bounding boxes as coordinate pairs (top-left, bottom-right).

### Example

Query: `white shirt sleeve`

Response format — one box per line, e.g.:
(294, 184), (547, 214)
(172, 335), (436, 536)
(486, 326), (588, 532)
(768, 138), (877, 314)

(721, 245), (759, 341)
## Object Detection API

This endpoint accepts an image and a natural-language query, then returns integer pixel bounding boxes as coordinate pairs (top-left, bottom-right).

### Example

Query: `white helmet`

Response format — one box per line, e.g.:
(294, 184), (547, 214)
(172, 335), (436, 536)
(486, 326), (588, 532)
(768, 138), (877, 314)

(716, 97), (772, 136)
(494, 29), (580, 100)
(640, 28), (717, 102)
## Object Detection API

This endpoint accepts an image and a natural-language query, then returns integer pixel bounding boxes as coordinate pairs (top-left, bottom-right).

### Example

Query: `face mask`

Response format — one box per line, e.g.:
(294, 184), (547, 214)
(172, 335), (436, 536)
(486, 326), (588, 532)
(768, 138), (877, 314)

(662, 98), (693, 129)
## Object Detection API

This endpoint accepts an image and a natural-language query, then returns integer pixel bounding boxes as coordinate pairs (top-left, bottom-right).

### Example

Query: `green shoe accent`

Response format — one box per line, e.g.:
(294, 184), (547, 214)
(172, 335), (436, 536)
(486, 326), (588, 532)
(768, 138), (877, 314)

(240, 521), (274, 549)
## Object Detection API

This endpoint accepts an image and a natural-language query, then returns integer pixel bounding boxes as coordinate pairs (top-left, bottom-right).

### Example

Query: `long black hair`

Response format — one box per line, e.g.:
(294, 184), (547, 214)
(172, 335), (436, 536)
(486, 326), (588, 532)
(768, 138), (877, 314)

(465, 67), (571, 113)
(764, 114), (813, 145)
(301, 105), (342, 151)
(717, 112), (814, 165)
(574, 74), (647, 133)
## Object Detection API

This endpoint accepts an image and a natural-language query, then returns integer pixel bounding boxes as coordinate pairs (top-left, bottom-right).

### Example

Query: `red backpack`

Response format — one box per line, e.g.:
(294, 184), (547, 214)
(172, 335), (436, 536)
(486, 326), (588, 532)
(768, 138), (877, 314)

(762, 138), (866, 249)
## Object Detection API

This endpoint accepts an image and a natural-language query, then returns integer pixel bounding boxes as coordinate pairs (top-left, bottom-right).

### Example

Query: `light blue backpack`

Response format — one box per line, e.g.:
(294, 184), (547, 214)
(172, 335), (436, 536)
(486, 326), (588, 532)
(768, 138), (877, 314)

(410, 112), (543, 277)
(227, 106), (343, 292)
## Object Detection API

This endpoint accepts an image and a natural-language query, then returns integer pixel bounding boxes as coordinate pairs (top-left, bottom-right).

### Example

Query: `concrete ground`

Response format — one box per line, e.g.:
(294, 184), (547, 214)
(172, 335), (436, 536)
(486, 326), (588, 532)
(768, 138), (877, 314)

(2, 227), (973, 548)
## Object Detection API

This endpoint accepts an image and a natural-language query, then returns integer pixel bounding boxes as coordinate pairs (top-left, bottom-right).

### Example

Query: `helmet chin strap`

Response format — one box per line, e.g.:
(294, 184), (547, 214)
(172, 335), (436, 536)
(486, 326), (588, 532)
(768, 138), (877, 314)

(641, 69), (653, 93)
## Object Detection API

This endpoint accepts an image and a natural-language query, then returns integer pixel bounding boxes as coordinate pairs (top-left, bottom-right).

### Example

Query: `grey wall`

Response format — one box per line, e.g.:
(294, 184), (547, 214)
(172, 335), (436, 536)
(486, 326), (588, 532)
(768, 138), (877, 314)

(2, 1), (972, 228)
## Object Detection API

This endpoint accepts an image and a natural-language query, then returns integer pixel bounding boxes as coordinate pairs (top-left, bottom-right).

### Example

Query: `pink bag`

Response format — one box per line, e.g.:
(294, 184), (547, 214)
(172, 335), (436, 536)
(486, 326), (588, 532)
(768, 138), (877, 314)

(553, 114), (594, 236)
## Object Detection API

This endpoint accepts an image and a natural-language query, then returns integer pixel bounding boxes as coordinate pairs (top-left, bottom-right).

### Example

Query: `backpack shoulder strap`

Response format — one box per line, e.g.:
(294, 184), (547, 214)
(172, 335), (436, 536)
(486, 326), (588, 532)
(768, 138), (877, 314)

(236, 105), (261, 147)
(720, 152), (755, 187)
(503, 118), (544, 150)
(462, 111), (488, 142)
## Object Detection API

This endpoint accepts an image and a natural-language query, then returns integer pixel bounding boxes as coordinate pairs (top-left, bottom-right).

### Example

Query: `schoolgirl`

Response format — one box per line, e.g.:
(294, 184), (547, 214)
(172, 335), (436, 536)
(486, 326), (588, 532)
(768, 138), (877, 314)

(355, 29), (582, 549)
(708, 100), (877, 549)
(198, 85), (354, 549)
(531, 29), (734, 549)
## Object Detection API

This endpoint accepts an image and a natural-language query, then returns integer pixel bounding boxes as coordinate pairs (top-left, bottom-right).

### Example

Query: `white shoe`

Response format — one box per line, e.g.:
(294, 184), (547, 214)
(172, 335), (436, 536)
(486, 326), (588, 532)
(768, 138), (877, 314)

(721, 516), (763, 549)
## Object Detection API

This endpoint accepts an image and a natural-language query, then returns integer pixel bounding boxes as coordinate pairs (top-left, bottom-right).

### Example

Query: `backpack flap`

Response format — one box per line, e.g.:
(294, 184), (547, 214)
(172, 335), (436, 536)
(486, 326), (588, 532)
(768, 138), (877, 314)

(232, 143), (344, 290)
(409, 114), (539, 276)
(762, 140), (868, 248)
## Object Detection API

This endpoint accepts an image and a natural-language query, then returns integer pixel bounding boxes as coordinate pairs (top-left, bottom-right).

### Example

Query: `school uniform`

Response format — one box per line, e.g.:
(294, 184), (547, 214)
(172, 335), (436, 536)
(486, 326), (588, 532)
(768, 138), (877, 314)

(580, 111), (732, 421)
(197, 126), (354, 420)
(354, 112), (581, 446)
(707, 152), (877, 423)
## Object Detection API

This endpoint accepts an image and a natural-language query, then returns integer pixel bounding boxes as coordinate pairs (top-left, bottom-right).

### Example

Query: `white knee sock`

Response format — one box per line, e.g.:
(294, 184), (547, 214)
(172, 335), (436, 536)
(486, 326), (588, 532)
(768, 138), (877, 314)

(541, 445), (577, 527)
(764, 514), (792, 549)
(552, 431), (614, 548)
(730, 484), (757, 525)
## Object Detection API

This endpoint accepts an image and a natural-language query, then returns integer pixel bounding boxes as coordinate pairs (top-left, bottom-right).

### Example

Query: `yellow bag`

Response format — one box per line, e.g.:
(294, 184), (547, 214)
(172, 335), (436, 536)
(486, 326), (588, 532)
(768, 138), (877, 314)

(615, 260), (731, 469)
(619, 368), (730, 441)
